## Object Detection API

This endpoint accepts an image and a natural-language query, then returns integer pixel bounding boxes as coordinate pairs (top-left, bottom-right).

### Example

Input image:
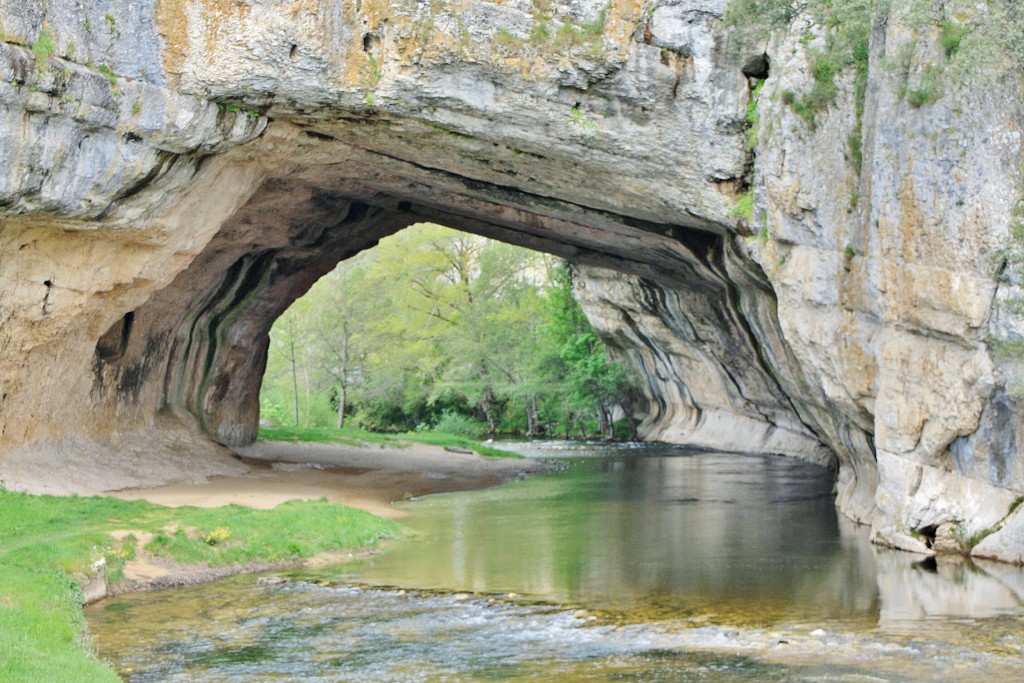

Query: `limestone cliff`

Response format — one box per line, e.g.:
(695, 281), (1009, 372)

(0, 0), (1023, 562)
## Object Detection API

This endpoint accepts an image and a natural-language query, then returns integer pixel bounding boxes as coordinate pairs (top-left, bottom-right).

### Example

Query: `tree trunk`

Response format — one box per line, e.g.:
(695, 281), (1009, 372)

(288, 334), (300, 426)
(524, 395), (541, 438)
(303, 365), (311, 425)
(480, 386), (498, 436)
(598, 401), (613, 439)
(336, 383), (347, 429)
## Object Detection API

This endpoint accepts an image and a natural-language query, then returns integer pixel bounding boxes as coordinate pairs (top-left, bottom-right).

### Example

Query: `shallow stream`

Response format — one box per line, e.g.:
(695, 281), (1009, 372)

(86, 442), (1024, 681)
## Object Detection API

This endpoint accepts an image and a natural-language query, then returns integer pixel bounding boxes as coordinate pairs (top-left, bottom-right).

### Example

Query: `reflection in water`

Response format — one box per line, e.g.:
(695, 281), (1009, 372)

(346, 448), (880, 625)
(85, 444), (1024, 681)
(876, 552), (1024, 628)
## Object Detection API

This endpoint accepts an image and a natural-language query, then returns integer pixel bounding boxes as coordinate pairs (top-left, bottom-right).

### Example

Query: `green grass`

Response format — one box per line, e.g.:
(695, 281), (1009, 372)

(730, 0), (871, 133)
(257, 425), (520, 458)
(492, 4), (605, 57)
(731, 189), (754, 221)
(0, 488), (400, 681)
(31, 28), (55, 64)
(1010, 495), (1024, 515)
(953, 520), (996, 552)
(848, 36), (869, 174)
(94, 64), (118, 88)
(745, 79), (764, 150)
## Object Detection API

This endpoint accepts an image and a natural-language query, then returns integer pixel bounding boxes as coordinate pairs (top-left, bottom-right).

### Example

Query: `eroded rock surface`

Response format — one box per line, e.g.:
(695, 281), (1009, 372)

(0, 1), (1023, 561)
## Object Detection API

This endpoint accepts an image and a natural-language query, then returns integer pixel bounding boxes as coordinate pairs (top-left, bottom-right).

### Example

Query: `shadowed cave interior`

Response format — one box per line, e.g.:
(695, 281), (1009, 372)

(89, 162), (833, 472)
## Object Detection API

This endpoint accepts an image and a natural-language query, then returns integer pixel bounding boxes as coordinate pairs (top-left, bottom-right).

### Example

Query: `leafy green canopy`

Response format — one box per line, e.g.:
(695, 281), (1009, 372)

(260, 224), (638, 439)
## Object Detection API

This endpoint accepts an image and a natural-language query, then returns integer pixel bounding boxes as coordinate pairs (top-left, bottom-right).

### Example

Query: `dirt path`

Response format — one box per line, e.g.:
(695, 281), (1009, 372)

(107, 441), (547, 519)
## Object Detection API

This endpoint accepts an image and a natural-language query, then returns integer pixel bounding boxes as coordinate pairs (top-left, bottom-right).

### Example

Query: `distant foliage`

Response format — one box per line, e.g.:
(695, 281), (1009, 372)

(723, 0), (799, 38)
(261, 224), (639, 440)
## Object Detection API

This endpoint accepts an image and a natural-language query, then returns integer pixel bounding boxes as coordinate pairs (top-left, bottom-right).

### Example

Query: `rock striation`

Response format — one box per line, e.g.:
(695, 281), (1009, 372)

(0, 0), (1023, 561)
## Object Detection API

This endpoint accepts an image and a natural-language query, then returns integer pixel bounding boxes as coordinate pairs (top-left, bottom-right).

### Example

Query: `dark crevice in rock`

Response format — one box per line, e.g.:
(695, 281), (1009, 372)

(96, 311), (135, 363)
(41, 279), (54, 316)
(742, 53), (770, 79)
(303, 129), (337, 142)
(118, 332), (167, 403)
(917, 525), (939, 549)
(112, 152), (175, 202)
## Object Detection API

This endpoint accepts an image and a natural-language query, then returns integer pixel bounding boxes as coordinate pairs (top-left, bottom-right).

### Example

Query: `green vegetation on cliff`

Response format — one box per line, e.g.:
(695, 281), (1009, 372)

(0, 489), (399, 682)
(260, 224), (638, 441)
(728, 0), (1024, 169)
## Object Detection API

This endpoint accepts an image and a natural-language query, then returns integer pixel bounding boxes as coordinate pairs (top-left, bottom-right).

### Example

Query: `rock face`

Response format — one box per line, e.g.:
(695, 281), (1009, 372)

(0, 0), (1023, 560)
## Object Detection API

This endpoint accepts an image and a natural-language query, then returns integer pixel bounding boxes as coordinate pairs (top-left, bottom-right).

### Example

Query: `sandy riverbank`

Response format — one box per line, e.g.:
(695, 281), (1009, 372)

(108, 440), (547, 519)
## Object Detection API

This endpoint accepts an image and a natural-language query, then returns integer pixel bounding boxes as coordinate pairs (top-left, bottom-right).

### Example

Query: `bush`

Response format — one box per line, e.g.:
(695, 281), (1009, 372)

(433, 410), (487, 438)
(351, 395), (417, 432)
(905, 64), (943, 108)
(939, 19), (966, 59)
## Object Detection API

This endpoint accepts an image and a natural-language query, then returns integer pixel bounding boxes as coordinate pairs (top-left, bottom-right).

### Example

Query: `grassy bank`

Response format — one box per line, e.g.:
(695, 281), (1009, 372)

(0, 489), (401, 682)
(257, 425), (520, 458)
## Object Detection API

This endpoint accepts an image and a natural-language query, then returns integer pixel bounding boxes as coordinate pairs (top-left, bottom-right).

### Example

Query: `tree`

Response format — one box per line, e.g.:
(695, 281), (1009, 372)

(259, 223), (640, 438)
(264, 300), (314, 426)
(308, 262), (374, 428)
(541, 262), (638, 439)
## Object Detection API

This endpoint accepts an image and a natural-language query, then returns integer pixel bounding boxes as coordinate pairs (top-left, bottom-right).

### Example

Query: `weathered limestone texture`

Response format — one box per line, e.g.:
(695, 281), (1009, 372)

(0, 0), (1023, 560)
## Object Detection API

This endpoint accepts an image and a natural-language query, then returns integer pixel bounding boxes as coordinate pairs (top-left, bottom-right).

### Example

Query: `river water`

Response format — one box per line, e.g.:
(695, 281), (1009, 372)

(86, 442), (1024, 681)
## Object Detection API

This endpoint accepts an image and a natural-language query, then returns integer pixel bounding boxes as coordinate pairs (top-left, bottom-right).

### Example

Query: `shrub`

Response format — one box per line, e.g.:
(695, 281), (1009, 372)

(939, 19), (966, 59)
(203, 527), (231, 546)
(905, 64), (943, 108)
(433, 410), (487, 438)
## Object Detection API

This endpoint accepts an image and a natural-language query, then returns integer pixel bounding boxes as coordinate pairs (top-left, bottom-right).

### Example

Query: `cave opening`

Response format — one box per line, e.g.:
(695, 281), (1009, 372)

(77, 168), (839, 503)
(130, 173), (747, 453)
(258, 222), (640, 443)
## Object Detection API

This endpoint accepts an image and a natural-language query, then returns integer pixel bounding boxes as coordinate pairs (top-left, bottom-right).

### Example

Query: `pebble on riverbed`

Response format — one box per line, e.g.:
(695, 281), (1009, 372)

(257, 576), (289, 586)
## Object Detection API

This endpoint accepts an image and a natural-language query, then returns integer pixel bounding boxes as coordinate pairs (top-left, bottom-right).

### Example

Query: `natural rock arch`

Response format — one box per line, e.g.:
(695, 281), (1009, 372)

(1, 0), (1024, 561)
(92, 145), (831, 465)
